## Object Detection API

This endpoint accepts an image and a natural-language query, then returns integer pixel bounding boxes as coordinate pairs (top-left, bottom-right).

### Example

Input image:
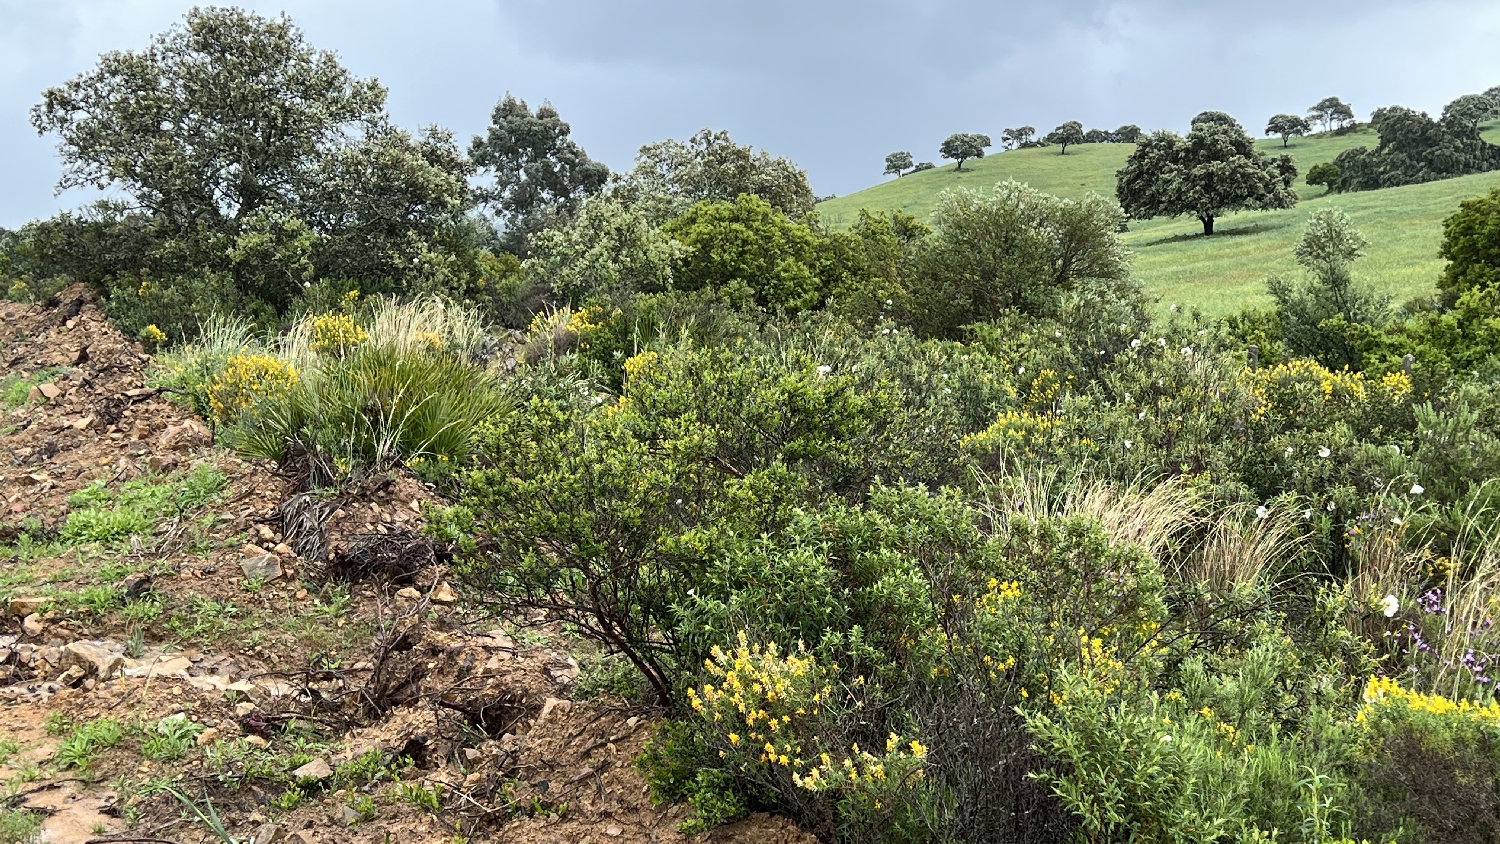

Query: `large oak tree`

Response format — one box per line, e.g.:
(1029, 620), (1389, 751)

(1116, 116), (1297, 235)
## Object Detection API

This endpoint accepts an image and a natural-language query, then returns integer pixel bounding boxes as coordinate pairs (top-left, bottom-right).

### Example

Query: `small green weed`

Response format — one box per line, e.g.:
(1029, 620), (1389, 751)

(334, 748), (405, 788)
(166, 597), (241, 641)
(120, 594), (164, 623)
(140, 716), (205, 761)
(397, 780), (444, 814)
(0, 739), (21, 768)
(55, 717), (123, 770)
(54, 584), (123, 617)
(347, 794), (377, 823)
(272, 784), (306, 811)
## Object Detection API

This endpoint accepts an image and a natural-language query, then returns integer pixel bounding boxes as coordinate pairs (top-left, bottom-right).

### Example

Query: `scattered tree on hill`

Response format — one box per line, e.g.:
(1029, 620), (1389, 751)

(1083, 128), (1112, 144)
(1266, 114), (1312, 147)
(1001, 126), (1035, 149)
(470, 94), (610, 255)
(1045, 121), (1085, 154)
(1332, 103), (1500, 192)
(624, 129), (816, 220)
(1116, 115), (1298, 235)
(1308, 97), (1355, 132)
(1268, 207), (1387, 370)
(911, 180), (1134, 334)
(939, 133), (991, 170)
(1305, 162), (1340, 193)
(1442, 94), (1498, 130)
(884, 151), (914, 177)
(1112, 125), (1143, 143)
(911, 161), (936, 172)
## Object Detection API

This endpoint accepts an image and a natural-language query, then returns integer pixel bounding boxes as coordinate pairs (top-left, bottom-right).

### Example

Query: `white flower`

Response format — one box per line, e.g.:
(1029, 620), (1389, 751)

(1391, 516), (1404, 526)
(1285, 446), (1294, 456)
(1160, 733), (1174, 742)
(1318, 447), (1331, 458)
(1123, 440), (1133, 449)
(1138, 410), (1147, 420)
(1327, 501), (1337, 511)
(1255, 505), (1269, 519)
(817, 365), (831, 375)
(1380, 595), (1400, 618)
(1158, 338), (1168, 347)
(943, 387), (951, 394)
(1410, 483), (1424, 496)
(1130, 338), (1141, 348)
(1181, 346), (1193, 356)
(1302, 509), (1313, 520)
(1055, 329), (1062, 338)
(885, 299), (893, 306)
(1017, 366), (1025, 374)
(1169, 303), (1178, 312)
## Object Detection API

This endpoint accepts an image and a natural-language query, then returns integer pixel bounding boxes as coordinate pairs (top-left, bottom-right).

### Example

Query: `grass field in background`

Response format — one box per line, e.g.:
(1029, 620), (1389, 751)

(819, 123), (1500, 317)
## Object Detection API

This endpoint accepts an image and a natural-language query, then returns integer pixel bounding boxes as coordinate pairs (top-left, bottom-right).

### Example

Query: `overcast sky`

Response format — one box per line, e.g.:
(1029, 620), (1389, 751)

(3, 0), (1499, 227)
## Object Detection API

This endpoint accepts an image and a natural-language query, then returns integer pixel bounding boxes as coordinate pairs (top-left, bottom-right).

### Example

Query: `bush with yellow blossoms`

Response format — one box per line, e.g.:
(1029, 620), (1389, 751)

(205, 352), (298, 424)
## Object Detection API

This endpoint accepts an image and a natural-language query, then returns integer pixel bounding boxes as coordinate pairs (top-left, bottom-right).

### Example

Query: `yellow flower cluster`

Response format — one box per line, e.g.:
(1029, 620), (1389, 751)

(1359, 676), (1500, 724)
(309, 311), (368, 356)
(691, 632), (823, 773)
(623, 350), (659, 381)
(1241, 359), (1410, 423)
(791, 734), (927, 795)
(691, 633), (928, 803)
(139, 324), (168, 347)
(207, 353), (298, 422)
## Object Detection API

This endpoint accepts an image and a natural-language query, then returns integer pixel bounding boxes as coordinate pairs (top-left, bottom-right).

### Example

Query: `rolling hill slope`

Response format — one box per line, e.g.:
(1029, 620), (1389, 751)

(819, 124), (1500, 316)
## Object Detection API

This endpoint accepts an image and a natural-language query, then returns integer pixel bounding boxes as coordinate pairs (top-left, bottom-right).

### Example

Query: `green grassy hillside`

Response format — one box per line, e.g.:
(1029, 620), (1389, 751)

(820, 124), (1500, 316)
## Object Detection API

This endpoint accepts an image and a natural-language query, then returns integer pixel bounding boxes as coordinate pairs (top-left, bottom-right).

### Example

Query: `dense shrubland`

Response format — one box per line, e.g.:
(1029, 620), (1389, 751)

(10, 8), (1500, 843)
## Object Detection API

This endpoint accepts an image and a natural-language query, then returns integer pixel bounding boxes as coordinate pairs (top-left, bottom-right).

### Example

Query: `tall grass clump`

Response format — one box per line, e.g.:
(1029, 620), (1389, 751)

(154, 296), (509, 483)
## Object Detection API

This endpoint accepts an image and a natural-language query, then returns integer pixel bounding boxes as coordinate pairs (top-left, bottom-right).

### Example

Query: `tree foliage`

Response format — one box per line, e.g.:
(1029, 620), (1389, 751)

(1438, 186), (1500, 297)
(469, 94), (610, 255)
(1308, 96), (1355, 132)
(1190, 111), (1239, 129)
(30, 7), (387, 234)
(939, 133), (991, 170)
(661, 194), (843, 312)
(1116, 117), (1298, 235)
(1266, 113), (1312, 147)
(526, 195), (683, 302)
(1112, 125), (1143, 143)
(626, 129), (816, 220)
(1443, 94), (1498, 130)
(1044, 121), (1085, 155)
(884, 151), (914, 177)
(27, 7), (476, 336)
(910, 180), (1134, 334)
(1001, 126), (1035, 149)
(1305, 162), (1340, 193)
(1333, 104), (1500, 192)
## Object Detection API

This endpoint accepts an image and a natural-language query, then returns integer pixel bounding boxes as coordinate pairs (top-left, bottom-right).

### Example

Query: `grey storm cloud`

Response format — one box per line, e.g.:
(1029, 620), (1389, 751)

(2, 0), (1498, 226)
